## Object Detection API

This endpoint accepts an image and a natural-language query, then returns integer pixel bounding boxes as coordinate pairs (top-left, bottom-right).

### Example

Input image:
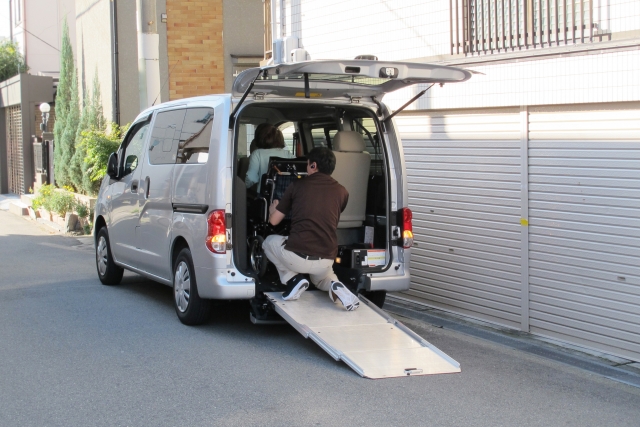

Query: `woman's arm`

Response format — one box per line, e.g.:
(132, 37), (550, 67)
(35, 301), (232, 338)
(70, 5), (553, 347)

(244, 151), (261, 188)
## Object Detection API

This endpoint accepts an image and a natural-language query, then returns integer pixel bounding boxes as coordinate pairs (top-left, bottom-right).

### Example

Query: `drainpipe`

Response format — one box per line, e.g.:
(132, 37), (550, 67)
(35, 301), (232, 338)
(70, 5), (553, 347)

(9, 0), (12, 43)
(111, 0), (120, 124)
(136, 0), (161, 111)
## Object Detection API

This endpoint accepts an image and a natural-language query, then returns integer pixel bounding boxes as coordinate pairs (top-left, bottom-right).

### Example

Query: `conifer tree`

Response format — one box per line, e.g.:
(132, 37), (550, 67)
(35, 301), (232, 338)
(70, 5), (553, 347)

(73, 70), (106, 193)
(60, 69), (80, 189)
(53, 19), (74, 186)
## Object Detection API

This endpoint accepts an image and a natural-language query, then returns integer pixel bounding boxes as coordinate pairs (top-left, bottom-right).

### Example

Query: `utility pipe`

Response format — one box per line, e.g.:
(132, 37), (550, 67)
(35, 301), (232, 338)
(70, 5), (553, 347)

(136, 0), (161, 111)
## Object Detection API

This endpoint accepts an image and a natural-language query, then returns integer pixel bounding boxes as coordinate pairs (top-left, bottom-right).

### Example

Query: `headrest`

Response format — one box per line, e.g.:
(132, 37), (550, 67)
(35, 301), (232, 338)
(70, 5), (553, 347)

(333, 131), (366, 152)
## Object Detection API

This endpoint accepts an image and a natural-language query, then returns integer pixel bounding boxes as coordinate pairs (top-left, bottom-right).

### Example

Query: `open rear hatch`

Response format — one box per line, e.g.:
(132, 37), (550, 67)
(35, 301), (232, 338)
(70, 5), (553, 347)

(233, 59), (472, 100)
(265, 291), (461, 379)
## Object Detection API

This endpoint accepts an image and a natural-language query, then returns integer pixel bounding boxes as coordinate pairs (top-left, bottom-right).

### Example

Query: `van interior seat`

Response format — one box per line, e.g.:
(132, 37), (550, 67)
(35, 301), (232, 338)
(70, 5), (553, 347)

(331, 131), (371, 229)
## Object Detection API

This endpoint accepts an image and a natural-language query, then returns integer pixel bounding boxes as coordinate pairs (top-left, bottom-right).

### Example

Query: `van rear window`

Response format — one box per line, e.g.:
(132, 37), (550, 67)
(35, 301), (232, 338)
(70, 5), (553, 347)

(149, 107), (214, 165)
(177, 108), (214, 164)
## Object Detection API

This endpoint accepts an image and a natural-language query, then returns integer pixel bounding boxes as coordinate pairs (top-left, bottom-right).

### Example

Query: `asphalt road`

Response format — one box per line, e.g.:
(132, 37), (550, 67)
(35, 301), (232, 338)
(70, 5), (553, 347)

(1, 210), (639, 427)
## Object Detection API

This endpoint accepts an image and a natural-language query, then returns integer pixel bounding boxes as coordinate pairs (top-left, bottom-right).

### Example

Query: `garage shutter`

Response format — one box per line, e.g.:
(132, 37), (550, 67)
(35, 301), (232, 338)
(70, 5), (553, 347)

(395, 110), (523, 328)
(528, 105), (640, 361)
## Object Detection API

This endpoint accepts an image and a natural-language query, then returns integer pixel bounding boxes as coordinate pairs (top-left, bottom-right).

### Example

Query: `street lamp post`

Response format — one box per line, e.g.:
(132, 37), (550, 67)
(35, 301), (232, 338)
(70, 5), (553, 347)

(39, 102), (51, 136)
(38, 102), (53, 185)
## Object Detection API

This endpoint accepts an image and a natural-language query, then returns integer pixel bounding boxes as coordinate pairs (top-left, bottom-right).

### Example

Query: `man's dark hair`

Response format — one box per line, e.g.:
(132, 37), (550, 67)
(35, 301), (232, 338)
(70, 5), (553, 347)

(307, 147), (336, 175)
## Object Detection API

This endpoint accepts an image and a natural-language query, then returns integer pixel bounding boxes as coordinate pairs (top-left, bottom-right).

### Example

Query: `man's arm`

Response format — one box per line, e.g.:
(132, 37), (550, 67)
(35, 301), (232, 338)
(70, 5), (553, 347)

(269, 200), (285, 226)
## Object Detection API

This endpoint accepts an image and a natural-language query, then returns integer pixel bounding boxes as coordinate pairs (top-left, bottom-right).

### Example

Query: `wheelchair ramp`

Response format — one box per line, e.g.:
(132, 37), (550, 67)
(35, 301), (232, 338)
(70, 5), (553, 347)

(264, 291), (461, 379)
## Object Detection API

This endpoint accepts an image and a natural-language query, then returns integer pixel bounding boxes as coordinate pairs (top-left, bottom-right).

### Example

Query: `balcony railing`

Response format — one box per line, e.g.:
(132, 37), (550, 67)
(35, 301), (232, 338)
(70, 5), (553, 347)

(451, 0), (610, 55)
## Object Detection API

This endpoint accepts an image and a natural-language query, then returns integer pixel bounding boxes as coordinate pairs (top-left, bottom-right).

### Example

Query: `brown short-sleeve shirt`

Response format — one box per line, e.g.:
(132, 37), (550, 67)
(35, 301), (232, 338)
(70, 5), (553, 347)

(276, 173), (349, 259)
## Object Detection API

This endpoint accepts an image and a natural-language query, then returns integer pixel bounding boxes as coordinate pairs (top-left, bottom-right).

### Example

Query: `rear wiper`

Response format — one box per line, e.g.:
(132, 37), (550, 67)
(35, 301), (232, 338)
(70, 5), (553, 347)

(229, 69), (267, 129)
(386, 83), (435, 121)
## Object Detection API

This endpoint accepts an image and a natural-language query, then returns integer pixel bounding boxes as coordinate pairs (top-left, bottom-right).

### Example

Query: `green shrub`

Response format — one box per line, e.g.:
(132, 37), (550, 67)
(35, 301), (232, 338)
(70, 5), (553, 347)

(49, 190), (76, 217)
(31, 184), (56, 211)
(75, 202), (89, 219)
(79, 123), (128, 195)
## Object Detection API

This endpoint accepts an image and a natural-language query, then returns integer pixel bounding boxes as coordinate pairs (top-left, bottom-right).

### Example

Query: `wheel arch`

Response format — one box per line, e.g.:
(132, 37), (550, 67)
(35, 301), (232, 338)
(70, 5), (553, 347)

(94, 215), (107, 244)
(171, 235), (190, 271)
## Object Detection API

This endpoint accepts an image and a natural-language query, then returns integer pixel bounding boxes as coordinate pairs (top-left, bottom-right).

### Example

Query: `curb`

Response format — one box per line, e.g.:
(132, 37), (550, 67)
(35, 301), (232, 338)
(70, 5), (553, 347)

(385, 297), (640, 389)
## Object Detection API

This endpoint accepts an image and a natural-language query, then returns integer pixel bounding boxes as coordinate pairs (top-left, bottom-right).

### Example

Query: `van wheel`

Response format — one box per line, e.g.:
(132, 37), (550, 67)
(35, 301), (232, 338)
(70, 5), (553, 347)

(361, 290), (386, 309)
(96, 227), (124, 285)
(249, 236), (268, 277)
(173, 248), (211, 325)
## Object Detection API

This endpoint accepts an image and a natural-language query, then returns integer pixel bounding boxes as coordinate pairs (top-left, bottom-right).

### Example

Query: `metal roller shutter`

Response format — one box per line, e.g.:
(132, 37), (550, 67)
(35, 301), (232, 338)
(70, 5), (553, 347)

(395, 109), (523, 328)
(528, 105), (640, 361)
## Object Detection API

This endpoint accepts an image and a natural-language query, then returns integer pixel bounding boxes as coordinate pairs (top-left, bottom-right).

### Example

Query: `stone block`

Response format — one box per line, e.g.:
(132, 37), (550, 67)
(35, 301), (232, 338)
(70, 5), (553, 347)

(27, 206), (40, 220)
(8, 201), (28, 217)
(20, 194), (34, 207)
(65, 213), (79, 233)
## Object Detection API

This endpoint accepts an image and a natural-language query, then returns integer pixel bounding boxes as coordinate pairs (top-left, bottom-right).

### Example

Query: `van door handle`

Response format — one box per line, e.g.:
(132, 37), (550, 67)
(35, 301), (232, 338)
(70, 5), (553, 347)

(145, 177), (151, 199)
(131, 180), (138, 193)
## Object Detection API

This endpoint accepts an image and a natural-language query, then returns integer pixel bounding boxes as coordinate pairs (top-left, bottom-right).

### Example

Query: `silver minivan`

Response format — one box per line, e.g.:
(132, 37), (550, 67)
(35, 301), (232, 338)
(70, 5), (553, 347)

(94, 60), (470, 325)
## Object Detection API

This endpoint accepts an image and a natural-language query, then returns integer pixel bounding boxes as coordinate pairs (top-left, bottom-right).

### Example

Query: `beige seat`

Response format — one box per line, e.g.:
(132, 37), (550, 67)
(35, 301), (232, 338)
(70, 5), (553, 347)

(331, 131), (371, 228)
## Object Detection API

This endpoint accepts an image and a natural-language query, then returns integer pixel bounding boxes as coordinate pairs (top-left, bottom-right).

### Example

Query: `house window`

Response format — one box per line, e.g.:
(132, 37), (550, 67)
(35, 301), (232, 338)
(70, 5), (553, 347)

(451, 0), (609, 55)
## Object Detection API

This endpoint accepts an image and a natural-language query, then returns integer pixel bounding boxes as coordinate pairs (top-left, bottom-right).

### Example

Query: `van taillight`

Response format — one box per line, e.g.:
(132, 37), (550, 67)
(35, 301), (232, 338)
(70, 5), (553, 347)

(399, 207), (414, 249)
(206, 209), (226, 253)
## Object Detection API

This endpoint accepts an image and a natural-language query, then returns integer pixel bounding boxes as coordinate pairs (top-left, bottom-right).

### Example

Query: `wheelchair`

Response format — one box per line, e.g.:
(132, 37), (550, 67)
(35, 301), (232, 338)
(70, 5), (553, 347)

(247, 156), (308, 277)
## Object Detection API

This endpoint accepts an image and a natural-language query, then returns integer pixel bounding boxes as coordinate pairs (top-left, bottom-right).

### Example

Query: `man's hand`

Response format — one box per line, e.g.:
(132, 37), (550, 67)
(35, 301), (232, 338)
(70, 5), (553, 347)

(269, 200), (285, 226)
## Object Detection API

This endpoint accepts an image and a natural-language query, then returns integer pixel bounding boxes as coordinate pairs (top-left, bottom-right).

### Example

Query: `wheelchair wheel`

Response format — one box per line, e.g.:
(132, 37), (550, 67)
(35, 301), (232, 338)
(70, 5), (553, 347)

(249, 236), (269, 277)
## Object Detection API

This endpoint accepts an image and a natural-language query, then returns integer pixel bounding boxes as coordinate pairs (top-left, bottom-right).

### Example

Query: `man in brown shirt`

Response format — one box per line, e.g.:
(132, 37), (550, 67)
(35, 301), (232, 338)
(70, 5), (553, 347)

(262, 147), (360, 311)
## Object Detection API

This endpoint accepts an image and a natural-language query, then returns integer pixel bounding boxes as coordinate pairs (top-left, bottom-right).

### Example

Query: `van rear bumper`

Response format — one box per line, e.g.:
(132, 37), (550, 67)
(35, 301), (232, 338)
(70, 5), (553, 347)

(195, 266), (256, 299)
(369, 270), (411, 292)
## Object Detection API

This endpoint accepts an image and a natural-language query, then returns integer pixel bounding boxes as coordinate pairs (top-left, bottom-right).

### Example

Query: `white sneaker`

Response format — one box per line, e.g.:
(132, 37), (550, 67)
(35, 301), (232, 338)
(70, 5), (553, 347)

(282, 274), (309, 301)
(329, 281), (360, 311)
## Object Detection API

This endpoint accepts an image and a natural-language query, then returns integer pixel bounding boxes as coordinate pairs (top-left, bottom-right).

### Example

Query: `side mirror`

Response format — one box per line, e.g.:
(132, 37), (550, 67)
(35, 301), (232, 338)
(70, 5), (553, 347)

(107, 152), (119, 179)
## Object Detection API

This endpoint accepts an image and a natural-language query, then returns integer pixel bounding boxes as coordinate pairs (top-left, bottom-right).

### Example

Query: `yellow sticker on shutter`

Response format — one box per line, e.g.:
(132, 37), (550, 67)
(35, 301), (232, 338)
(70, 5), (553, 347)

(520, 218), (529, 226)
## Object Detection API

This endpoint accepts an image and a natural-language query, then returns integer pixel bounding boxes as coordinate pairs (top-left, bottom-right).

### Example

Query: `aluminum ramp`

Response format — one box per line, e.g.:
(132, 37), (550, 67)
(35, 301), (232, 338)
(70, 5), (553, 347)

(264, 291), (461, 379)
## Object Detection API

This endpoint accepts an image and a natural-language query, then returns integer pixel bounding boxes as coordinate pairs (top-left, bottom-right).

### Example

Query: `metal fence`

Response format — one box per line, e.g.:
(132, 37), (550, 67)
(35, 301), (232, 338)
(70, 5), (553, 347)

(451, 0), (610, 55)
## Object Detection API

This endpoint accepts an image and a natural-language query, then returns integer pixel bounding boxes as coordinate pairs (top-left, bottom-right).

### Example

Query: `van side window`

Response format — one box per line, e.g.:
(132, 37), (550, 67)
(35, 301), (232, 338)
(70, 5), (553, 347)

(177, 108), (214, 164)
(311, 125), (337, 149)
(122, 123), (150, 176)
(149, 109), (187, 165)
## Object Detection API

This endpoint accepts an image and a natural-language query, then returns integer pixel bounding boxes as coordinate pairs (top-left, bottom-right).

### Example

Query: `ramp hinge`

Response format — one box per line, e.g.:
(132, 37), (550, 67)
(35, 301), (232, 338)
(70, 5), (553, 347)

(254, 92), (265, 100)
(350, 96), (361, 104)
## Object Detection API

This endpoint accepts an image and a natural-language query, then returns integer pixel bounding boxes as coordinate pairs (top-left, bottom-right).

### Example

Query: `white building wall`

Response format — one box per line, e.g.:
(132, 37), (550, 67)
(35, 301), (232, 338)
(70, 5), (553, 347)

(290, 0), (450, 61)
(75, 0), (113, 121)
(10, 0), (76, 76)
(385, 49), (640, 111)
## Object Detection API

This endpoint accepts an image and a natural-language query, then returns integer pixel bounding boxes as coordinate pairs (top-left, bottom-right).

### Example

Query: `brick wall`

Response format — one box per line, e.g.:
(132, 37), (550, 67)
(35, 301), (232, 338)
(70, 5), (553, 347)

(166, 0), (225, 100)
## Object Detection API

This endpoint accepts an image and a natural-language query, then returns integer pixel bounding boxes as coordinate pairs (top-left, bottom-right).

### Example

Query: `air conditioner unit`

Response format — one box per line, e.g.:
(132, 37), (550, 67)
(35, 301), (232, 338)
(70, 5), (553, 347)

(291, 48), (309, 62)
(283, 36), (299, 63)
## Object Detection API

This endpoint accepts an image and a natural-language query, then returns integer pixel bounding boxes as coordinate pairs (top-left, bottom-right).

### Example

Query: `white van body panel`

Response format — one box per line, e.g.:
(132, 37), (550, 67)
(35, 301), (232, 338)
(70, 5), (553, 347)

(95, 59), (473, 305)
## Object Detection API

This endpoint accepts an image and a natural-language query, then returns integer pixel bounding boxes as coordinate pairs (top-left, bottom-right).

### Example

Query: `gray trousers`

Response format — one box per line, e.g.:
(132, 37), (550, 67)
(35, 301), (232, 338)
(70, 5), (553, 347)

(262, 235), (337, 291)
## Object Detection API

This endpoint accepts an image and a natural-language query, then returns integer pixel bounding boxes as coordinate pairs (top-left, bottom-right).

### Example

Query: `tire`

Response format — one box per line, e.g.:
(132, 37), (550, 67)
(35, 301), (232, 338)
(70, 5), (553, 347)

(249, 236), (268, 277)
(361, 290), (386, 309)
(173, 248), (211, 325)
(96, 227), (124, 286)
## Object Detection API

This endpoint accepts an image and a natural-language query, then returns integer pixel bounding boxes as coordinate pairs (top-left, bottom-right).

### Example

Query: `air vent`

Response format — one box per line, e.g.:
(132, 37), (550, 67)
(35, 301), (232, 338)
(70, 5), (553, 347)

(345, 66), (360, 74)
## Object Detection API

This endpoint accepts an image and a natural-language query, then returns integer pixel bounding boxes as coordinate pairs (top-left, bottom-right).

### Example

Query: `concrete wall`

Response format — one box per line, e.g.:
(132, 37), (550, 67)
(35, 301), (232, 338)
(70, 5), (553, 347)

(0, 74), (53, 194)
(75, 0), (114, 121)
(222, 0), (264, 93)
(115, 0), (143, 125)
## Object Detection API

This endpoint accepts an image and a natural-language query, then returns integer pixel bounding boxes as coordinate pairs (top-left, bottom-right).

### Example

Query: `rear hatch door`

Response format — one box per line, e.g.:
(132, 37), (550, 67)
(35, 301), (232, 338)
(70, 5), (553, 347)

(232, 59), (472, 100)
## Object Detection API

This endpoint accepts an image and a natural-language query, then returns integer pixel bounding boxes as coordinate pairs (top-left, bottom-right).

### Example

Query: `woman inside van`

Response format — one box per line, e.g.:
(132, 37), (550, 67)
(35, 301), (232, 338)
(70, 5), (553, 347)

(245, 125), (293, 191)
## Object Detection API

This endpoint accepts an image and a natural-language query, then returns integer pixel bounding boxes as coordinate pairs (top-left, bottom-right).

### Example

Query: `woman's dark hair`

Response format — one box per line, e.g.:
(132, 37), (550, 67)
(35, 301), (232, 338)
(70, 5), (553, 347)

(260, 126), (285, 149)
(307, 147), (336, 175)
(249, 123), (274, 153)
